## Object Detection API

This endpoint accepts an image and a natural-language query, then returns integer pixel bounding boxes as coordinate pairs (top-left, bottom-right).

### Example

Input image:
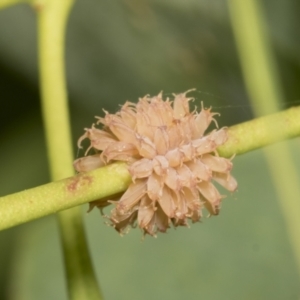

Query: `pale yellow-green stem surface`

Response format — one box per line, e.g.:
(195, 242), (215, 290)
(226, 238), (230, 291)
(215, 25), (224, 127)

(0, 163), (131, 231)
(218, 106), (300, 157)
(0, 106), (300, 231)
(228, 0), (300, 277)
(36, 0), (103, 299)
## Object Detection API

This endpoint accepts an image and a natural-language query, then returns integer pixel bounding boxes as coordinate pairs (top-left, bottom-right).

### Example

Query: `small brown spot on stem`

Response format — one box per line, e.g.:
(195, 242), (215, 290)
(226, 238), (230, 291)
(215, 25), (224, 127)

(32, 2), (45, 13)
(66, 174), (93, 193)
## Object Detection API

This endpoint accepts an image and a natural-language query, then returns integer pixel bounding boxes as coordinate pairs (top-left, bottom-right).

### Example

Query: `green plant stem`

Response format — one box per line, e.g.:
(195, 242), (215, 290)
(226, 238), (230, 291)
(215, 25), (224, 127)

(217, 106), (300, 157)
(0, 162), (131, 231)
(36, 0), (103, 299)
(0, 106), (300, 231)
(37, 0), (74, 180)
(228, 0), (300, 277)
(227, 0), (282, 115)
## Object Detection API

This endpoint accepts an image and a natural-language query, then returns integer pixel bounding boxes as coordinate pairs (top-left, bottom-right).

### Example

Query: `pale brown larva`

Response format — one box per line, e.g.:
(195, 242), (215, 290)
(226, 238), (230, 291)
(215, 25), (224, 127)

(74, 90), (237, 236)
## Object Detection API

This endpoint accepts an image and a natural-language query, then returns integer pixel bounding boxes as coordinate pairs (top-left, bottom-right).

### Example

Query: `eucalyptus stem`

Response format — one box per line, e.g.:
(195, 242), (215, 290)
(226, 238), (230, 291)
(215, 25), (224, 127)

(0, 163), (131, 231)
(36, 0), (103, 299)
(0, 105), (300, 231)
(217, 106), (300, 157)
(228, 0), (300, 277)
(37, 0), (74, 180)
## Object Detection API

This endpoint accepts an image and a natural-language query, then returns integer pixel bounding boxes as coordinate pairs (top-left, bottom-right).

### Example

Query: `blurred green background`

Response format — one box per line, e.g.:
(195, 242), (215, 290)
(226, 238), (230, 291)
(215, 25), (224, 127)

(0, 1), (300, 299)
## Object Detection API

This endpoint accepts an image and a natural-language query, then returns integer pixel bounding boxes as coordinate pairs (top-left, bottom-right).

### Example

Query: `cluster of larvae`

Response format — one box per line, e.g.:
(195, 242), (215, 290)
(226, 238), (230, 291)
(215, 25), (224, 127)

(74, 90), (237, 236)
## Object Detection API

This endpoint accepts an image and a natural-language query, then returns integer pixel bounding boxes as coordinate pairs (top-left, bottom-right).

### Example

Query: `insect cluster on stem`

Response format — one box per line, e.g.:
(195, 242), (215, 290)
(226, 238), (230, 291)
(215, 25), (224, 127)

(74, 90), (237, 236)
